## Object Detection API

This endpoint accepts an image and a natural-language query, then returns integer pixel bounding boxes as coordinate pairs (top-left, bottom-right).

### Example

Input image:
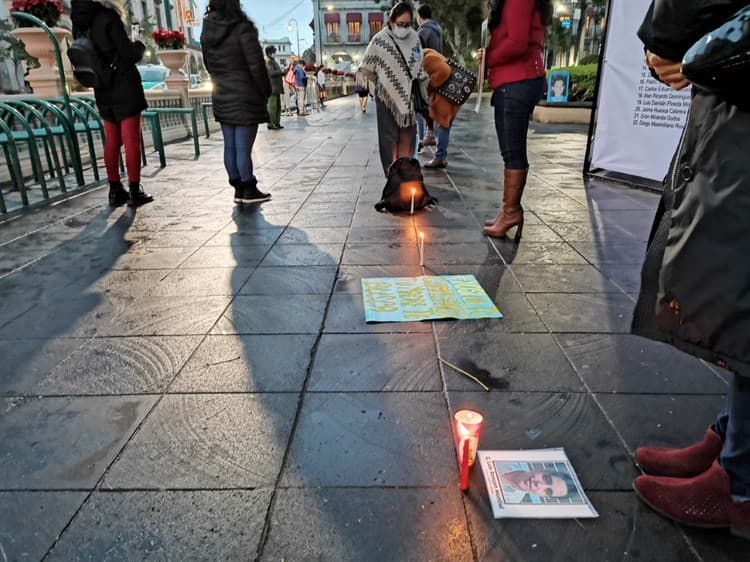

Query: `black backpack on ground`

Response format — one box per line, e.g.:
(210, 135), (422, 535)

(67, 32), (116, 89)
(375, 157), (438, 213)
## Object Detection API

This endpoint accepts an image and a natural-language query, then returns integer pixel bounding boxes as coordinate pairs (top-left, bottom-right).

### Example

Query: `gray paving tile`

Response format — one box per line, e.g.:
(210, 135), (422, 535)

(449, 392), (636, 490)
(206, 225), (284, 247)
(171, 335), (316, 392)
(598, 263), (644, 293)
(310, 334), (441, 391)
(104, 394), (298, 489)
(433, 293), (547, 337)
(342, 244), (421, 266)
(422, 242), (504, 266)
(425, 264), (523, 297)
(335, 265), (425, 293)
(527, 293), (634, 333)
(596, 394), (726, 451)
(0, 336), (202, 396)
(569, 241), (648, 266)
(259, 243), (343, 267)
(179, 245), (270, 269)
(512, 264), (623, 293)
(495, 242), (588, 266)
(48, 490), (271, 561)
(281, 393), (455, 486)
(213, 295), (328, 334)
(0, 396), (156, 489)
(439, 333), (583, 392)
(466, 491), (697, 562)
(684, 527), (750, 562)
(262, 488), (472, 561)
(240, 266), (337, 295)
(112, 247), (195, 270)
(0, 492), (86, 561)
(277, 226), (350, 244)
(150, 267), (254, 296)
(556, 334), (726, 394)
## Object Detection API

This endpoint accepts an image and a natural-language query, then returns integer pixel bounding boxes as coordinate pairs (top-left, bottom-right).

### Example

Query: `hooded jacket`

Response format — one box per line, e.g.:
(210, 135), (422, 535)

(418, 19), (443, 53)
(71, 0), (147, 122)
(633, 0), (750, 378)
(200, 12), (271, 126)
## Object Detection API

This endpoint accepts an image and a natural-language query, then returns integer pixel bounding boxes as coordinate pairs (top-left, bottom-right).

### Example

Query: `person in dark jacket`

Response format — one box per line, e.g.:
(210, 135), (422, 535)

(71, 0), (152, 207)
(265, 45), (284, 130)
(478, 0), (551, 240)
(415, 5), (442, 152)
(201, 0), (272, 204)
(630, 0), (750, 537)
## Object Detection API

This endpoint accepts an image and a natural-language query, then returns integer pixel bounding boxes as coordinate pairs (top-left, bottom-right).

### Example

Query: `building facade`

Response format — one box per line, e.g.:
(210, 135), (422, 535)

(312, 0), (389, 71)
(261, 37), (294, 68)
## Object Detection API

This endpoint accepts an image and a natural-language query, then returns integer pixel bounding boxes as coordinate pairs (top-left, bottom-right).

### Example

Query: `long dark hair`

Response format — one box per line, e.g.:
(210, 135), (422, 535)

(205, 0), (249, 21)
(488, 0), (553, 30)
(389, 2), (415, 24)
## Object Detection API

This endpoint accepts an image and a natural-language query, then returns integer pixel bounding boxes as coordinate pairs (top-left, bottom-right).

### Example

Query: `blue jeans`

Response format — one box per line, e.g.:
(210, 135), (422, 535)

(492, 76), (545, 169)
(713, 374), (750, 500)
(220, 123), (258, 182)
(434, 121), (452, 160)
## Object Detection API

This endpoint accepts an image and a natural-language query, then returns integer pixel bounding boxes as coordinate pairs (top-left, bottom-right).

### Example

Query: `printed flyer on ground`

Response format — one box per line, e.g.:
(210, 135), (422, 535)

(478, 448), (599, 519)
(361, 275), (503, 323)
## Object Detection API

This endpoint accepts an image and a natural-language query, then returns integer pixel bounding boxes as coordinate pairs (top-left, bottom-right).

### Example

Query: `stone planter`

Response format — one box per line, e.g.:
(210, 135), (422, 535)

(533, 101), (593, 125)
(157, 49), (189, 89)
(11, 26), (72, 96)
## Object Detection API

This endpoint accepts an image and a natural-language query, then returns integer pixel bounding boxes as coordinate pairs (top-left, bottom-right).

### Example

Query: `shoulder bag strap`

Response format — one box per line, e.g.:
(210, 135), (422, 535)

(388, 34), (415, 80)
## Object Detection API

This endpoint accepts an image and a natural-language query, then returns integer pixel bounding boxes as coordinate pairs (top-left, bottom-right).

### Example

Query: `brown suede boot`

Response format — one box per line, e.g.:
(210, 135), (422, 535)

(636, 427), (723, 478)
(483, 169), (528, 239)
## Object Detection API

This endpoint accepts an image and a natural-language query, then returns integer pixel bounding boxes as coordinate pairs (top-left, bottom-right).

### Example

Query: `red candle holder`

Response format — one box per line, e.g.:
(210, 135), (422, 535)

(454, 409), (484, 491)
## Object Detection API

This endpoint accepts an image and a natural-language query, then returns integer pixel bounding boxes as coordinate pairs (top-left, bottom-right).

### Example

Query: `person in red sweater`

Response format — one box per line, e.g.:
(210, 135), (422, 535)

(479, 0), (552, 240)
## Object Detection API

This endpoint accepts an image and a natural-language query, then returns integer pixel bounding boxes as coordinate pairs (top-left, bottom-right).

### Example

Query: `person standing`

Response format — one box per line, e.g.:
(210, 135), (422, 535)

(631, 0), (750, 537)
(356, 82), (370, 113)
(294, 59), (309, 116)
(358, 2), (427, 176)
(201, 0), (272, 204)
(422, 48), (460, 169)
(479, 0), (551, 240)
(316, 66), (327, 108)
(416, 4), (442, 151)
(71, 0), (153, 207)
(265, 45), (284, 130)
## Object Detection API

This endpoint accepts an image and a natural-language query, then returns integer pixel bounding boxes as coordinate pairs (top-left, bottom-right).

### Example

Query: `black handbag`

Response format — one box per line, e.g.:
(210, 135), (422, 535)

(389, 35), (430, 117)
(436, 59), (478, 106)
(682, 6), (750, 96)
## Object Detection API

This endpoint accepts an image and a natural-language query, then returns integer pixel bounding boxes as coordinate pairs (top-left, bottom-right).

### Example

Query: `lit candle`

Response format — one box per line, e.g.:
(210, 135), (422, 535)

(454, 409), (484, 492)
(418, 231), (425, 267)
(410, 188), (416, 215)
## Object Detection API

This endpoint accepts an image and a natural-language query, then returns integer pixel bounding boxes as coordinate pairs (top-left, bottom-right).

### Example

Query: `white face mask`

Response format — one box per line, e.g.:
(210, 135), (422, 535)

(392, 26), (411, 40)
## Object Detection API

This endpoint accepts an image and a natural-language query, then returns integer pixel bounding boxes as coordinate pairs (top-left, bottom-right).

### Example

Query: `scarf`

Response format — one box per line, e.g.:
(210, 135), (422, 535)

(358, 27), (427, 128)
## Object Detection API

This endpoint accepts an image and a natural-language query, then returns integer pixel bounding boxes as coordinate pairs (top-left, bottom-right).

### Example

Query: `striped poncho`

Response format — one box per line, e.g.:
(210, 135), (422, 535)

(357, 27), (428, 128)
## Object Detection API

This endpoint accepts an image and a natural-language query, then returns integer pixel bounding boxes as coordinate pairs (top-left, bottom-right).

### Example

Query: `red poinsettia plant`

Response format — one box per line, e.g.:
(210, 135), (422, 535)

(11, 0), (64, 28)
(152, 29), (186, 50)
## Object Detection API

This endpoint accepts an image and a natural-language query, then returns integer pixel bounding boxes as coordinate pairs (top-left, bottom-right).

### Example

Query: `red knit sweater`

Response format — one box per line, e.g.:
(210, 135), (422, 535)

(486, 0), (546, 89)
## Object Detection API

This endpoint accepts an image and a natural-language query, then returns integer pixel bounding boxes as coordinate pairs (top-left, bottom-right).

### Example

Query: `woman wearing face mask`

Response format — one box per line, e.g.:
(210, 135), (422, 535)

(358, 2), (428, 175)
(477, 0), (552, 240)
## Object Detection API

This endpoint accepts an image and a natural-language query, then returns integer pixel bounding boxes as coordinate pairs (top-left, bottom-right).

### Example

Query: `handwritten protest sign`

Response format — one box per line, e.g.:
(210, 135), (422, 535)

(361, 275), (503, 323)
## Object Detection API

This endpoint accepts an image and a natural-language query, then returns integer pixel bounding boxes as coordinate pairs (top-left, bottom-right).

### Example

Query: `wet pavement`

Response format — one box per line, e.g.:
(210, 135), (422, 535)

(1, 96), (748, 561)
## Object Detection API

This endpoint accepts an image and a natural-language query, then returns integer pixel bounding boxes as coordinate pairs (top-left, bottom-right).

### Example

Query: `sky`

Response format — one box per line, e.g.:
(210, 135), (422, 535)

(195, 0), (316, 52)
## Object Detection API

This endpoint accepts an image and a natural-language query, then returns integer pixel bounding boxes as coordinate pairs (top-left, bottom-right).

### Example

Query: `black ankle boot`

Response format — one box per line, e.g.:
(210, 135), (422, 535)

(127, 182), (154, 207)
(229, 178), (242, 203)
(238, 179), (271, 204)
(108, 181), (129, 207)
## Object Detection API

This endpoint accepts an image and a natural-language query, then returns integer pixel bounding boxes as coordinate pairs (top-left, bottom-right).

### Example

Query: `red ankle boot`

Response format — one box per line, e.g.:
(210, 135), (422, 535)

(635, 427), (722, 477)
(634, 461), (750, 537)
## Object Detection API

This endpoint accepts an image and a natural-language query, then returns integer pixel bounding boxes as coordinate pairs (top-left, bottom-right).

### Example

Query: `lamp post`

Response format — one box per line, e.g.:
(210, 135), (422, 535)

(288, 19), (301, 59)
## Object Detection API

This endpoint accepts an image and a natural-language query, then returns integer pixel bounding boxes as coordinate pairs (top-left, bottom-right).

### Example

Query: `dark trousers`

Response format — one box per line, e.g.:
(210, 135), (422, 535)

(492, 76), (545, 170)
(267, 95), (281, 128)
(220, 123), (258, 182)
(376, 98), (416, 176)
(713, 374), (750, 499)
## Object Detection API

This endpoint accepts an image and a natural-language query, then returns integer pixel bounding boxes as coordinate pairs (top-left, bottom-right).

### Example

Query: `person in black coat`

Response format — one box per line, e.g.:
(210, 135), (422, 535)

(265, 46), (284, 130)
(201, 0), (272, 204)
(71, 0), (152, 207)
(631, 0), (750, 537)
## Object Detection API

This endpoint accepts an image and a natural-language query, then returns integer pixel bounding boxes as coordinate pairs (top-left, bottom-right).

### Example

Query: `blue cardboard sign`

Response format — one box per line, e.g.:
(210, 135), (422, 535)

(361, 275), (503, 323)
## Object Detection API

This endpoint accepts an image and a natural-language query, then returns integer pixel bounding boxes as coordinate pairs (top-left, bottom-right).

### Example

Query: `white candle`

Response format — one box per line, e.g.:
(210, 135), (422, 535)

(418, 232), (425, 267)
(410, 188), (416, 215)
